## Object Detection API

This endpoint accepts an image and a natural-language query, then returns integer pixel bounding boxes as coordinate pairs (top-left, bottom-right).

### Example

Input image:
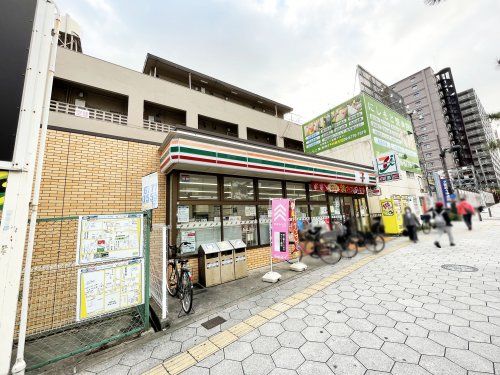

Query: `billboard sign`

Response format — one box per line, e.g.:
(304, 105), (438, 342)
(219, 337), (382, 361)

(302, 95), (369, 153)
(302, 93), (421, 173)
(271, 199), (290, 260)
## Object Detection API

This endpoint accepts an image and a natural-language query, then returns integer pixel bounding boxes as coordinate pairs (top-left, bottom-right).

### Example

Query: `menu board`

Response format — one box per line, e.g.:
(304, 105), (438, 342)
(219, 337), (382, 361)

(76, 259), (144, 321)
(303, 95), (369, 154)
(77, 214), (143, 265)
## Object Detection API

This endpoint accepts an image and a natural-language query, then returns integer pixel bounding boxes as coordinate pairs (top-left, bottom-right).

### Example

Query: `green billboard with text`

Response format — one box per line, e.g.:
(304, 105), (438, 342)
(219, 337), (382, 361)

(302, 93), (421, 173)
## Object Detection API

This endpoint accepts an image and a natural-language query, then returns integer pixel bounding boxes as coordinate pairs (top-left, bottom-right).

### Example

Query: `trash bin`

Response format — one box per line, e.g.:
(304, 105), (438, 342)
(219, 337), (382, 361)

(230, 239), (247, 279)
(218, 241), (235, 283)
(198, 243), (221, 287)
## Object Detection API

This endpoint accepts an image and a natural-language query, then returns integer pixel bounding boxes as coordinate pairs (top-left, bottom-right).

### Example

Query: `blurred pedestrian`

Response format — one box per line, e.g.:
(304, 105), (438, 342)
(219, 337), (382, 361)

(432, 202), (455, 248)
(456, 196), (475, 230)
(403, 207), (420, 243)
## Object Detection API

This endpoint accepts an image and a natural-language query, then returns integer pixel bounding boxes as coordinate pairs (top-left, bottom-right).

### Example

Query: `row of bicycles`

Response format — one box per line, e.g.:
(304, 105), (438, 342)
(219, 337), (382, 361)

(291, 218), (386, 265)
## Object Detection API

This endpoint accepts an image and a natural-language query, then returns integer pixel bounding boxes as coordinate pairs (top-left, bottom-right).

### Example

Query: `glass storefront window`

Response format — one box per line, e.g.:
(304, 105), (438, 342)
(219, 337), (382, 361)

(286, 182), (306, 200)
(295, 204), (309, 232)
(309, 187), (326, 201)
(222, 205), (258, 247)
(258, 180), (283, 200)
(310, 204), (329, 227)
(223, 177), (254, 200)
(258, 205), (271, 245)
(176, 204), (221, 254)
(179, 173), (218, 200)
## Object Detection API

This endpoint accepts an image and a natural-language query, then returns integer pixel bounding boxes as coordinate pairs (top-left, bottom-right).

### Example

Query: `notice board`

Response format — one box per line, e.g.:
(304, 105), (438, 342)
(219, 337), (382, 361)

(76, 213), (143, 265)
(76, 259), (144, 321)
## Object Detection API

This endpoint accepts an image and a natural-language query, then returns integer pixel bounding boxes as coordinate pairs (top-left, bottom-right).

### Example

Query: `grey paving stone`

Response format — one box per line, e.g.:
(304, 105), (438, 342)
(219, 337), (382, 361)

(387, 310), (417, 323)
(362, 304), (389, 315)
(181, 335), (207, 351)
(128, 358), (162, 375)
(355, 348), (394, 372)
(281, 318), (306, 332)
(381, 342), (420, 364)
(394, 322), (429, 337)
(272, 347), (305, 370)
(242, 353), (276, 375)
(277, 330), (306, 348)
(324, 310), (349, 322)
(270, 313), (288, 324)
(211, 359), (243, 375)
(170, 326), (197, 342)
(196, 350), (224, 368)
(373, 326), (407, 343)
(327, 353), (366, 375)
(97, 364), (129, 375)
(428, 331), (468, 349)
(391, 362), (432, 375)
(453, 309), (488, 322)
(259, 322), (285, 337)
(469, 342), (500, 362)
(224, 341), (253, 361)
(350, 331), (383, 349)
(239, 329), (261, 343)
(251, 335), (280, 355)
(324, 322), (353, 337)
(179, 365), (209, 375)
(325, 336), (359, 355)
(346, 317), (376, 332)
(268, 368), (297, 375)
(299, 341), (332, 363)
(404, 307), (435, 319)
(305, 304), (327, 316)
(256, 298), (275, 307)
(308, 297), (326, 306)
(415, 318), (449, 332)
(380, 301), (406, 311)
(119, 346), (152, 367)
(297, 361), (332, 375)
(445, 348), (494, 373)
(422, 303), (453, 314)
(301, 326), (330, 342)
(471, 321), (500, 336)
(285, 308), (307, 319)
(405, 336), (445, 356)
(303, 314), (328, 328)
(343, 307), (368, 319)
(151, 339), (183, 360)
(450, 326), (490, 343)
(419, 355), (467, 375)
(341, 299), (364, 308)
(85, 354), (123, 373)
(434, 313), (469, 327)
(230, 308), (252, 320)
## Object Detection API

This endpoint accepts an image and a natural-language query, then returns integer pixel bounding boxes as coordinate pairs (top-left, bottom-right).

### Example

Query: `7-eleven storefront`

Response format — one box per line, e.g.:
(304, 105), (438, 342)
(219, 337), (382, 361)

(159, 128), (376, 271)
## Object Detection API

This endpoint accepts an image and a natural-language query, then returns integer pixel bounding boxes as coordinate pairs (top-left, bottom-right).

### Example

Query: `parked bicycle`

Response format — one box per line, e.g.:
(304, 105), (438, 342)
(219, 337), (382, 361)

(166, 242), (193, 314)
(348, 217), (385, 253)
(298, 223), (358, 264)
(419, 214), (432, 234)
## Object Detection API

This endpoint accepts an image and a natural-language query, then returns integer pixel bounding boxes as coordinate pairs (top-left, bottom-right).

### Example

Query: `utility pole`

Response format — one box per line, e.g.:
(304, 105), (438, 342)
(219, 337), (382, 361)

(0, 1), (57, 374)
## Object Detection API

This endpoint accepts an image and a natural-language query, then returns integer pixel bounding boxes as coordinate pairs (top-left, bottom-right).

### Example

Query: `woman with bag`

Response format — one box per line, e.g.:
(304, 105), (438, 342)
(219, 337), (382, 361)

(403, 207), (420, 243)
(432, 202), (455, 248)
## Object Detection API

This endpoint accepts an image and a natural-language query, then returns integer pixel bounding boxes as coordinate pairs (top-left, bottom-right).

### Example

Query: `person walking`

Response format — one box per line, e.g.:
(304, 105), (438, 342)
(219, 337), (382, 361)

(456, 196), (475, 230)
(403, 207), (420, 243)
(432, 202), (455, 248)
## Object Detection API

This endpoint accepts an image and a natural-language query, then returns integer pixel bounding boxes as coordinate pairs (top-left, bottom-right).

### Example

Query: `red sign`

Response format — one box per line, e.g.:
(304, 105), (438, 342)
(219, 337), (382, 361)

(310, 182), (366, 195)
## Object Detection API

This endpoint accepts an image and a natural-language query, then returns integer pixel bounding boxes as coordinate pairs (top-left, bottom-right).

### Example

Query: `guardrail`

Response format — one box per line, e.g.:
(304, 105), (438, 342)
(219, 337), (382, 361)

(142, 119), (175, 133)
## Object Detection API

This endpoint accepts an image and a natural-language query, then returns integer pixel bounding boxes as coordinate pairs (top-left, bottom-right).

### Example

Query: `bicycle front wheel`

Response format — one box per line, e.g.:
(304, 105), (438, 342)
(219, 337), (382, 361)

(318, 241), (341, 264)
(180, 272), (193, 314)
(341, 238), (358, 258)
(367, 234), (385, 253)
(166, 263), (179, 297)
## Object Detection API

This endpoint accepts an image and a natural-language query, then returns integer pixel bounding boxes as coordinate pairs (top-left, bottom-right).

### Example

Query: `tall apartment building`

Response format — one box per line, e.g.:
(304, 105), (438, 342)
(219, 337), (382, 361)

(390, 68), (454, 179)
(459, 89), (500, 189)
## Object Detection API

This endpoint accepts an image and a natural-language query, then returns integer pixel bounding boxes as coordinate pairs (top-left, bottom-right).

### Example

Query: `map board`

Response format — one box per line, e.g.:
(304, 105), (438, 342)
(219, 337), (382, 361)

(76, 259), (144, 321)
(77, 213), (143, 265)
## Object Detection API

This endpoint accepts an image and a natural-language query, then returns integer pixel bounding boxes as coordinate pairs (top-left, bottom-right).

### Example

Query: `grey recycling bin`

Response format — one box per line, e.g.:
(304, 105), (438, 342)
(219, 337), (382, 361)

(230, 239), (248, 279)
(218, 241), (235, 283)
(198, 243), (221, 287)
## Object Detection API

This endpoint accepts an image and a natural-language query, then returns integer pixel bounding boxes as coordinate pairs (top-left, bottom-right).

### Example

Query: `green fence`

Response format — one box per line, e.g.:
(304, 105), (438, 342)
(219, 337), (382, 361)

(11, 212), (151, 371)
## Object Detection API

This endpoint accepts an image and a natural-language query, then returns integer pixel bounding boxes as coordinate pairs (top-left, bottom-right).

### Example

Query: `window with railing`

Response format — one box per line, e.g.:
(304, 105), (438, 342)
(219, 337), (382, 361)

(49, 100), (128, 125)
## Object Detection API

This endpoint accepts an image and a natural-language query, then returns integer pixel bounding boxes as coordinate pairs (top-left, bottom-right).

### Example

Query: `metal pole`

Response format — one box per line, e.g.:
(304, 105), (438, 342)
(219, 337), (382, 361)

(0, 2), (54, 373)
(440, 151), (454, 194)
(476, 150), (488, 190)
(11, 5), (60, 374)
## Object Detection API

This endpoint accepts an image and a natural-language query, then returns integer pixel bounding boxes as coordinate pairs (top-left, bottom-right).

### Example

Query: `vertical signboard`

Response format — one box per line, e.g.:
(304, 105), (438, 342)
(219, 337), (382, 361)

(141, 172), (159, 210)
(271, 199), (290, 260)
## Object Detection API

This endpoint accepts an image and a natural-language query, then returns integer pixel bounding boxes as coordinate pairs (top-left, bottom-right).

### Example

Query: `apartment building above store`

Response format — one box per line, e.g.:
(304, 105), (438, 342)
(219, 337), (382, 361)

(49, 46), (302, 148)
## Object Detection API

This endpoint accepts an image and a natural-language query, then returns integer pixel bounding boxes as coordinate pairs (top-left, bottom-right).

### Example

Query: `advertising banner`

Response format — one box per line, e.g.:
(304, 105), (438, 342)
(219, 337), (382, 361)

(310, 182), (366, 195)
(141, 172), (159, 210)
(76, 259), (144, 321)
(302, 95), (369, 153)
(76, 214), (143, 265)
(302, 93), (421, 174)
(271, 199), (290, 260)
(439, 178), (451, 207)
(364, 94), (420, 173)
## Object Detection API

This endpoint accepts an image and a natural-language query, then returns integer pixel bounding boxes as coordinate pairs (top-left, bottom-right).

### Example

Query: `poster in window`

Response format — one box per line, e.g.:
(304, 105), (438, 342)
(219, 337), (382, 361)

(177, 205), (190, 223)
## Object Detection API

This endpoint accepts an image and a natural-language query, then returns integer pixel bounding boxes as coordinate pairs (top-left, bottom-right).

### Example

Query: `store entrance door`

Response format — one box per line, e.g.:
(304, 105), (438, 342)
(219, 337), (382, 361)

(327, 194), (370, 231)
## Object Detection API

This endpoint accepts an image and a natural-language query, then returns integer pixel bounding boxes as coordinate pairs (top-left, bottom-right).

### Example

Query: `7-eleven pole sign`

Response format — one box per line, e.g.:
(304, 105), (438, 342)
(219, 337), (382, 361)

(271, 199), (290, 260)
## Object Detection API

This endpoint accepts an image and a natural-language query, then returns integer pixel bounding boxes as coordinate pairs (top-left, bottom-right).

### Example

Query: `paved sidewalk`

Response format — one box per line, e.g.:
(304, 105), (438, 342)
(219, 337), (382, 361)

(72, 214), (500, 375)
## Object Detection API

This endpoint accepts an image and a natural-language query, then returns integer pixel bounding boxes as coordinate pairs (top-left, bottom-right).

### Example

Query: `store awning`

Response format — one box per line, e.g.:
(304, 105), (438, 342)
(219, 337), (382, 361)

(159, 128), (377, 186)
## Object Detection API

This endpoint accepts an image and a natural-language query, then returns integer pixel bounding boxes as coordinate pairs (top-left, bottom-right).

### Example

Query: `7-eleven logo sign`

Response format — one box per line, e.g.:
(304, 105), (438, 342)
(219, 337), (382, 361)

(377, 153), (398, 175)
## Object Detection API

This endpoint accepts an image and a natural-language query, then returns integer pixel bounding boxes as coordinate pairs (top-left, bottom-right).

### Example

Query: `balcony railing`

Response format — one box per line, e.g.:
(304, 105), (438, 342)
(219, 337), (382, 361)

(142, 119), (175, 133)
(50, 100), (128, 125)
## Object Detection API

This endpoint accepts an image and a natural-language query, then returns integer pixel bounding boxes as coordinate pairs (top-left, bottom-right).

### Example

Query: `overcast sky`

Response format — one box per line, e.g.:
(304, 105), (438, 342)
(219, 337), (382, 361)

(57, 0), (499, 121)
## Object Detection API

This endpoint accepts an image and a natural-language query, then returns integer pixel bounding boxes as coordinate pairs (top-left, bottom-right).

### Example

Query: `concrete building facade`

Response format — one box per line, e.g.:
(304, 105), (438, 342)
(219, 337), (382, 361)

(459, 88), (500, 189)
